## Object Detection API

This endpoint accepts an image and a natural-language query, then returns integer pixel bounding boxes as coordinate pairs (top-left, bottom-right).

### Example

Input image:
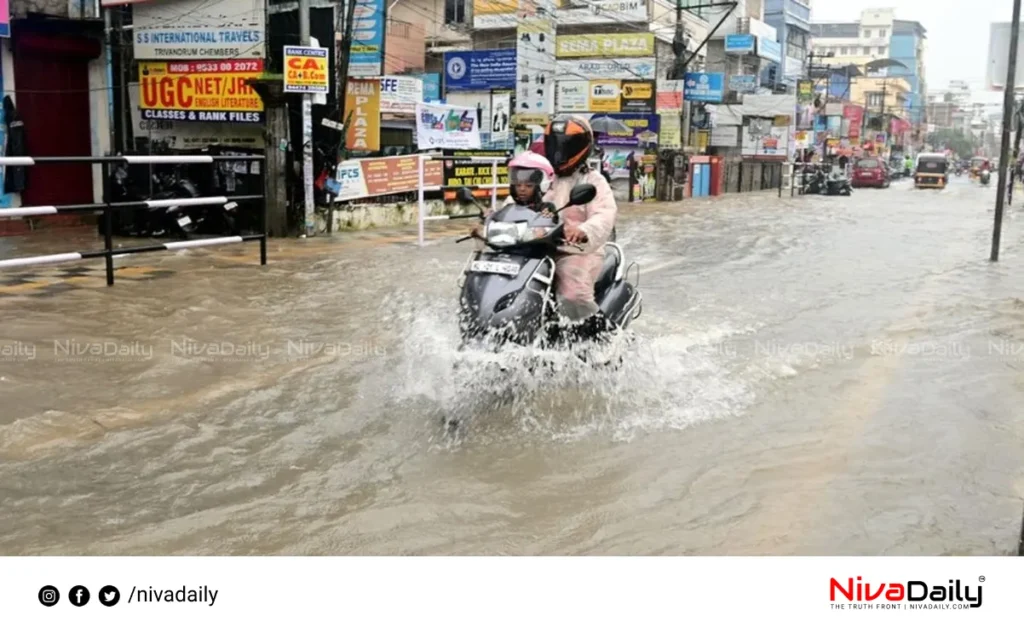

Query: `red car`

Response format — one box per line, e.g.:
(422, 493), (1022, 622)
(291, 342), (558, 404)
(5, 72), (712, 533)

(851, 157), (890, 188)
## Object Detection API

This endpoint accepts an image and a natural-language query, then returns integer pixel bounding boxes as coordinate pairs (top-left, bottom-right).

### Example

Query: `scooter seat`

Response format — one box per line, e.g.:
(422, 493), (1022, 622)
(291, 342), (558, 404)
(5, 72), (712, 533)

(594, 244), (622, 298)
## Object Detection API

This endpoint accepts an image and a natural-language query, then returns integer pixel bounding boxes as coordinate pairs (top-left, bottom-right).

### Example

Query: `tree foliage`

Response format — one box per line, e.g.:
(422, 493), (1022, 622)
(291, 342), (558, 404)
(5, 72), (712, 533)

(927, 128), (976, 157)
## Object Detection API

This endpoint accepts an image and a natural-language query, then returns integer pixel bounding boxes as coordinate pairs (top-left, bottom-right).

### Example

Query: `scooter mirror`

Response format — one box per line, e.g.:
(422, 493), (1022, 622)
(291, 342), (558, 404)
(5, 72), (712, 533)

(567, 183), (597, 207)
(456, 187), (477, 205)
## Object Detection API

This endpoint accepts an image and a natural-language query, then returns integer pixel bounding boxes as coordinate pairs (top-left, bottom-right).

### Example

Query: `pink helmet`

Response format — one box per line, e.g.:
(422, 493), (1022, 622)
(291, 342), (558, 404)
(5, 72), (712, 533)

(508, 151), (554, 198)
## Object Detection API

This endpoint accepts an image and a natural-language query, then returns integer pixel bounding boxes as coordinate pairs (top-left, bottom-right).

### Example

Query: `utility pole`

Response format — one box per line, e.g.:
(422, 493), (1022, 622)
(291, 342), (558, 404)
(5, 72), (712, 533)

(336, 0), (359, 162)
(991, 0), (1022, 262)
(671, 1), (739, 150)
(299, 0), (315, 237)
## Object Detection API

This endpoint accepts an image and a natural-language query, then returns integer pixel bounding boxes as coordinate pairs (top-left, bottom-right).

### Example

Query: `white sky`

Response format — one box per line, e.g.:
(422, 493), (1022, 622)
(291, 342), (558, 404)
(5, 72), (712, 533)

(810, 0), (1007, 103)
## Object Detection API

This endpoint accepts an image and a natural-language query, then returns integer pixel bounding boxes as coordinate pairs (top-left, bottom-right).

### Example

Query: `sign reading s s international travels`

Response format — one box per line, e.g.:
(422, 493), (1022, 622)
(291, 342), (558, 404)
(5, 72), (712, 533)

(133, 0), (265, 60)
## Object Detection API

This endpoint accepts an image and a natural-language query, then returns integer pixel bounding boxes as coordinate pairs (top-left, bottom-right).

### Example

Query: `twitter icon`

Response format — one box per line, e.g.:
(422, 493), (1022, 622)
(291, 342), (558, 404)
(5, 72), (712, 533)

(99, 585), (120, 607)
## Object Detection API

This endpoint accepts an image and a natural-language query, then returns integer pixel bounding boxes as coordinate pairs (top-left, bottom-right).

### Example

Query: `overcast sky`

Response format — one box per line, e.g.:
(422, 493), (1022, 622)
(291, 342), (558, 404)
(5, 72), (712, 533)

(810, 0), (1008, 102)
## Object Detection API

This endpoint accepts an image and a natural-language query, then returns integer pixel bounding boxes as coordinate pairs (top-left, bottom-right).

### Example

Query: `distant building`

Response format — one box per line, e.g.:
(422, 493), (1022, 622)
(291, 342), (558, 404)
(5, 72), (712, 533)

(763, 0), (812, 88)
(810, 8), (928, 132)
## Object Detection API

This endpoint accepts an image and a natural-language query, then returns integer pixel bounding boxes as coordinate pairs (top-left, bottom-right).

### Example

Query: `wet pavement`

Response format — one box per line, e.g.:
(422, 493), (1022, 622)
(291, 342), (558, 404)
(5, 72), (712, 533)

(2, 177), (1023, 555)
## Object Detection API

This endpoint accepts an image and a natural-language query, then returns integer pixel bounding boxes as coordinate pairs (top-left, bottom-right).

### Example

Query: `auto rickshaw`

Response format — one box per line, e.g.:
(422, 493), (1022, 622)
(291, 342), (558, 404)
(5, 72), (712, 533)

(914, 153), (949, 189)
(970, 157), (990, 181)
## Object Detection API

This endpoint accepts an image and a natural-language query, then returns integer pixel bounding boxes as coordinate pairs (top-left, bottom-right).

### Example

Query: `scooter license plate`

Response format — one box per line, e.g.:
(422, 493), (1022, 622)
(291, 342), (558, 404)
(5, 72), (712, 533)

(470, 260), (520, 276)
(177, 216), (192, 227)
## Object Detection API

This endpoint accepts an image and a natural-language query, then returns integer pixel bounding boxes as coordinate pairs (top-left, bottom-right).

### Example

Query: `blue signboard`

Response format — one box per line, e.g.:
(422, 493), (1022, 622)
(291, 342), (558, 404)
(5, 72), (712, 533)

(757, 37), (782, 64)
(683, 72), (725, 103)
(724, 34), (755, 54)
(417, 73), (442, 101)
(443, 49), (516, 91)
(729, 74), (757, 93)
(349, 0), (385, 76)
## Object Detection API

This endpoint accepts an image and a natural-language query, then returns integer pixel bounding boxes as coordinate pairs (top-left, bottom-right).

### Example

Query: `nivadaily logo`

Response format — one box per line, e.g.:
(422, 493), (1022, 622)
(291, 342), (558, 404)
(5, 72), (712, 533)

(830, 576), (984, 610)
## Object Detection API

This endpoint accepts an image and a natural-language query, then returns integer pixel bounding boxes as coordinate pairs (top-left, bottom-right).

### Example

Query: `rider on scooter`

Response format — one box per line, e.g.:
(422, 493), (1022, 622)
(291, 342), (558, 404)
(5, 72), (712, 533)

(542, 114), (617, 334)
(470, 151), (555, 240)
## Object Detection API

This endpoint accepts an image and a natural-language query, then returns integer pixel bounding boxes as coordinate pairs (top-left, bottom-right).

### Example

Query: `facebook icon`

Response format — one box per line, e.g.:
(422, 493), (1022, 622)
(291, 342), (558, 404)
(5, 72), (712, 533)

(69, 585), (90, 607)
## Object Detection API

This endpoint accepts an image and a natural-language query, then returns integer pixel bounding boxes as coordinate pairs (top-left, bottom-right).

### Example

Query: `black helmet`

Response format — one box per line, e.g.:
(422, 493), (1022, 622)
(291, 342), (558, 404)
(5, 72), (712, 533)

(544, 115), (594, 177)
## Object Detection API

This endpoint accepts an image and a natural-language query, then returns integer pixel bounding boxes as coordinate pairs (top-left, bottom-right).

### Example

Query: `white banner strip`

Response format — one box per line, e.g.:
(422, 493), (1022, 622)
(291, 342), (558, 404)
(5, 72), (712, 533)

(0, 557), (1019, 630)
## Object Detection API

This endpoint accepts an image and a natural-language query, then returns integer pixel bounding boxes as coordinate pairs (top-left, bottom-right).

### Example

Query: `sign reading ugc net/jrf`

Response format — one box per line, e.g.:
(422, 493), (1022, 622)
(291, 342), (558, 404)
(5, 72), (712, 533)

(138, 60), (265, 124)
(284, 46), (329, 93)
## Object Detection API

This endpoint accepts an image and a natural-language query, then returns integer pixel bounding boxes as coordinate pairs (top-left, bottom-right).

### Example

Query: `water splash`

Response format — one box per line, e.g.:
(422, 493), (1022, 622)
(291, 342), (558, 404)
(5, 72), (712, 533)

(362, 291), (761, 446)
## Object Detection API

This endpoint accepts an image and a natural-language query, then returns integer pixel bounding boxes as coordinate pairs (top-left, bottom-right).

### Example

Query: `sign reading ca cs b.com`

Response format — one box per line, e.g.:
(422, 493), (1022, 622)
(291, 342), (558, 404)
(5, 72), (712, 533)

(284, 46), (329, 94)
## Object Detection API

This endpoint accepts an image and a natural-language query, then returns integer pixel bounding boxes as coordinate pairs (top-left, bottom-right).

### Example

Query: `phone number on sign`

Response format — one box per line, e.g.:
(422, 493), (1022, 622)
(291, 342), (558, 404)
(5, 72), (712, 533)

(167, 60), (264, 74)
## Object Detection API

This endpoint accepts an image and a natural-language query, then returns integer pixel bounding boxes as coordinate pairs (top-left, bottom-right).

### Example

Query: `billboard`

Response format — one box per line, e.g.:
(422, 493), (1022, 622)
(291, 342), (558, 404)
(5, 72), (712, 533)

(133, 0), (265, 60)
(474, 0), (646, 29)
(348, 0), (385, 77)
(987, 22), (1024, 90)
(333, 155), (443, 201)
(556, 58), (656, 81)
(556, 33), (655, 58)
(138, 60), (265, 123)
(444, 49), (517, 91)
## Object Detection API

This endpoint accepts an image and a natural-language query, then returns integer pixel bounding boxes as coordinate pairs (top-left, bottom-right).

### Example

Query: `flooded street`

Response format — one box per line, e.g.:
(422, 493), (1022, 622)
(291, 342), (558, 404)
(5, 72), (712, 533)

(2, 177), (1023, 555)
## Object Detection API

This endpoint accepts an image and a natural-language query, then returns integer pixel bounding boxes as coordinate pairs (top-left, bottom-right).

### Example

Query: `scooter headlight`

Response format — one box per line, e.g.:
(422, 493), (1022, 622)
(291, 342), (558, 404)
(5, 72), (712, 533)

(486, 221), (529, 246)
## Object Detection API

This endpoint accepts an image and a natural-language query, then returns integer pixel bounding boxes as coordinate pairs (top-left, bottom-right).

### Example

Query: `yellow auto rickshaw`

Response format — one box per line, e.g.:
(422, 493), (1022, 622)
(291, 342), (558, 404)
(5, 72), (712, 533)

(915, 153), (949, 189)
(970, 157), (990, 181)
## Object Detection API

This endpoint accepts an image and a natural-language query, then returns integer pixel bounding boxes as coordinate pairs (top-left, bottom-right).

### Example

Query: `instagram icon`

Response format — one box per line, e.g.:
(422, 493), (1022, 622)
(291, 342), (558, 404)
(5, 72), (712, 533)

(38, 586), (60, 607)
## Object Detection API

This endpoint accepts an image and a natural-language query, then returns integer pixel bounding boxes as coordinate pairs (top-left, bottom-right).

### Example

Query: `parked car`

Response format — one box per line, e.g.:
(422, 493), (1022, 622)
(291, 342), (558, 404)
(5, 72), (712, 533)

(851, 157), (890, 188)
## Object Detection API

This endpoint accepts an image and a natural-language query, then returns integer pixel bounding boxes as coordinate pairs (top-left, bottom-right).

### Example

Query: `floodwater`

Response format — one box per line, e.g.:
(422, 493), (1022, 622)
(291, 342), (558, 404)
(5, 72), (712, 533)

(2, 176), (1023, 555)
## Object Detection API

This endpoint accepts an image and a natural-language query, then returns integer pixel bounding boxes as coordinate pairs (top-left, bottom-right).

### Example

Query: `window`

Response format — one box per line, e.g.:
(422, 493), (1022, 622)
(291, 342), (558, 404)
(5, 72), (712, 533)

(863, 29), (872, 38)
(445, 0), (466, 24)
(879, 29), (887, 38)
(878, 47), (886, 56)
(841, 47), (849, 55)
(863, 47), (871, 55)
(867, 92), (884, 108)
(856, 158), (880, 169)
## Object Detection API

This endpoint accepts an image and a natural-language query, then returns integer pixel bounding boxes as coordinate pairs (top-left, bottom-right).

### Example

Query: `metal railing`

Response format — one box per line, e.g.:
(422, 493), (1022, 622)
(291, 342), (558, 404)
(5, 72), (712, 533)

(0, 155), (267, 284)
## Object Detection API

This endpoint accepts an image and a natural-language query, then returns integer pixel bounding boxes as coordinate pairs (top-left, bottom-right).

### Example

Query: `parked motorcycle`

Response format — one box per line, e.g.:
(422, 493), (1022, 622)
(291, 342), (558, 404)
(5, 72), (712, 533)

(455, 184), (642, 352)
(106, 164), (238, 239)
(801, 167), (852, 196)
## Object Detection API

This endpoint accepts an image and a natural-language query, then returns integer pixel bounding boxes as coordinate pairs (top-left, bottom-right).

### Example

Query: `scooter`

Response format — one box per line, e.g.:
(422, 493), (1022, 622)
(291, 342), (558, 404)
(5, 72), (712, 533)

(980, 169), (991, 185)
(454, 184), (642, 352)
(826, 171), (853, 196)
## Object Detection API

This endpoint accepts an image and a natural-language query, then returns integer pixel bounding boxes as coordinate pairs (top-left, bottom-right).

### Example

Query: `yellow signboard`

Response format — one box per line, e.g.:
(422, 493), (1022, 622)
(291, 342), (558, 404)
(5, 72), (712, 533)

(138, 60), (265, 124)
(473, 0), (516, 14)
(556, 33), (655, 58)
(589, 80), (620, 112)
(344, 79), (381, 152)
(621, 81), (653, 101)
(283, 45), (329, 94)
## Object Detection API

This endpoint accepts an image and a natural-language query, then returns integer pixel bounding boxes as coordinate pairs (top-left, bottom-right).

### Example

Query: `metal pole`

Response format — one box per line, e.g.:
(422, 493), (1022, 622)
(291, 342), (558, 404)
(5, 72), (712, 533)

(336, 0), (359, 162)
(259, 161), (268, 265)
(417, 154), (425, 247)
(299, 0), (315, 237)
(490, 158), (498, 213)
(101, 164), (115, 286)
(992, 0), (1022, 262)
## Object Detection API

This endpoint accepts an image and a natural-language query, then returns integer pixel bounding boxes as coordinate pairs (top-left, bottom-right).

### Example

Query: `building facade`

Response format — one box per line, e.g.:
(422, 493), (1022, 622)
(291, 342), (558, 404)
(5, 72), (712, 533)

(810, 8), (927, 131)
(763, 0), (811, 88)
